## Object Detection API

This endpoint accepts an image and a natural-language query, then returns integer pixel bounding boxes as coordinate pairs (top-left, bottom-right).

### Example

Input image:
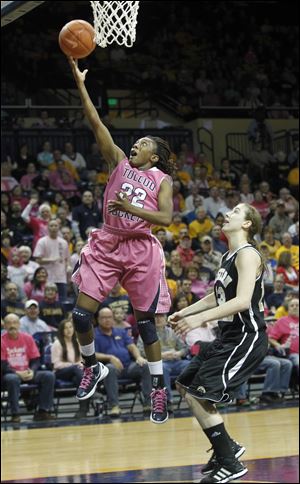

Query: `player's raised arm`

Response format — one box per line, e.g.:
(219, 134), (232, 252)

(68, 57), (125, 171)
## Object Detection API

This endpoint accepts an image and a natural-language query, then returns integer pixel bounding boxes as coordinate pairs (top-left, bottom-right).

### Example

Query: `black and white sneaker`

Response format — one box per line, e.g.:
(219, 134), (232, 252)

(76, 362), (109, 400)
(202, 441), (245, 475)
(199, 458), (248, 483)
(150, 387), (168, 424)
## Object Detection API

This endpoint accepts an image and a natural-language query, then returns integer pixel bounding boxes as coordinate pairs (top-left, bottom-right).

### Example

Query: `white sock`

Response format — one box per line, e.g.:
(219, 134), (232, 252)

(80, 341), (95, 357)
(147, 360), (163, 375)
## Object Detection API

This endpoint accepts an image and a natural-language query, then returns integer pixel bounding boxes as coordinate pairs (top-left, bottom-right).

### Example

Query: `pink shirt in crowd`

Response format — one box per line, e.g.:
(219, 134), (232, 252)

(1, 332), (40, 371)
(33, 236), (69, 283)
(268, 315), (299, 354)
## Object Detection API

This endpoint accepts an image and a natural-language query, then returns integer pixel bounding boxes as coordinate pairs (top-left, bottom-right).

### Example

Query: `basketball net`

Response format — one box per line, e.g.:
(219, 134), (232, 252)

(90, 1), (140, 48)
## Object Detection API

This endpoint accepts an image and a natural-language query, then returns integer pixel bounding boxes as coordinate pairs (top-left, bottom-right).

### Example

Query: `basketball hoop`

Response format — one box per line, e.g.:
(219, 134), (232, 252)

(90, 1), (140, 48)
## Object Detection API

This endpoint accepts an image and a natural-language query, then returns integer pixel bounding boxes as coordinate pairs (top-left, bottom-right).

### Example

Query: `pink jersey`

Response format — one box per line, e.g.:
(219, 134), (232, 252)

(103, 158), (172, 233)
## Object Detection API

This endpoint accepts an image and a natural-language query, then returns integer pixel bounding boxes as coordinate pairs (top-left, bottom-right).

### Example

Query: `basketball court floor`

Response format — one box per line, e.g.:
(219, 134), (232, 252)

(1, 402), (299, 483)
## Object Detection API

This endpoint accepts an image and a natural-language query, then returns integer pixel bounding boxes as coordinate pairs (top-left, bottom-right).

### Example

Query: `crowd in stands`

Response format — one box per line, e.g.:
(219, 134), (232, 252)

(1, 125), (299, 423)
(1, 3), (299, 121)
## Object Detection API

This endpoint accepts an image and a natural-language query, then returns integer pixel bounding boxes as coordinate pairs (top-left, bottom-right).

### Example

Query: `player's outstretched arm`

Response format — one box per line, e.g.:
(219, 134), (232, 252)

(68, 57), (125, 171)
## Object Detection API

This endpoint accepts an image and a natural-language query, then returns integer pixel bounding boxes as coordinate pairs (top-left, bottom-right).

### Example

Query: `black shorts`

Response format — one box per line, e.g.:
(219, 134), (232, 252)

(176, 330), (268, 403)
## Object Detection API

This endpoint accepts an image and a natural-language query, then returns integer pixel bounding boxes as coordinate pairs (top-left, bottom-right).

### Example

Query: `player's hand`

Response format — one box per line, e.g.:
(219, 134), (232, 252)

(107, 191), (131, 212)
(172, 314), (205, 337)
(68, 57), (88, 83)
(167, 311), (183, 327)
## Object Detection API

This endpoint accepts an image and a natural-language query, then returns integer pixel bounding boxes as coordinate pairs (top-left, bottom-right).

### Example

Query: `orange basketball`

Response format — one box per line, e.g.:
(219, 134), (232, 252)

(58, 19), (96, 59)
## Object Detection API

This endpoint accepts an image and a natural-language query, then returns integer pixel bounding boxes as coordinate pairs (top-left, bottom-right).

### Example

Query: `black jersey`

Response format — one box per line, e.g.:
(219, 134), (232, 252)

(214, 244), (266, 338)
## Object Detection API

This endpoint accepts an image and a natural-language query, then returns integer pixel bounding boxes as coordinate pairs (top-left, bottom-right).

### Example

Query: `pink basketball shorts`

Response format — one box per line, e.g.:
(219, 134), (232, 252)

(72, 226), (171, 313)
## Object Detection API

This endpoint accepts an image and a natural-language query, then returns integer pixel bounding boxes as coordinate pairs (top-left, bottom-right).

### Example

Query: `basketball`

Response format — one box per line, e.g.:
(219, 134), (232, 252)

(58, 19), (96, 59)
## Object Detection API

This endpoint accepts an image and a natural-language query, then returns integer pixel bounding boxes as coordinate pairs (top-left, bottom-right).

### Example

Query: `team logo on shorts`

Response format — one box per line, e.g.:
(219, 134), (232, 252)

(196, 386), (206, 394)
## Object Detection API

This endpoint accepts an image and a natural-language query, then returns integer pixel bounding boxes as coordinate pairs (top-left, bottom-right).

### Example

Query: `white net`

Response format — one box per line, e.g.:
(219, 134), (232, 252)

(90, 1), (140, 48)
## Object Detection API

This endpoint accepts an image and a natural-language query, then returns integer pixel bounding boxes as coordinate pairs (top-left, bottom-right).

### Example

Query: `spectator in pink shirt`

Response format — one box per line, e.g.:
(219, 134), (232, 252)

(176, 233), (195, 268)
(269, 298), (299, 378)
(24, 267), (48, 303)
(251, 190), (270, 221)
(20, 163), (39, 191)
(33, 219), (70, 301)
(1, 313), (55, 423)
(21, 196), (51, 249)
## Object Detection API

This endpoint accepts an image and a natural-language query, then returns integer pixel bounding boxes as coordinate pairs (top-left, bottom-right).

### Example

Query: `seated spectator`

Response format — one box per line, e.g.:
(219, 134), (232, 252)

(138, 314), (190, 411)
(177, 278), (199, 306)
(102, 282), (133, 317)
(189, 207), (214, 240)
(48, 149), (79, 181)
(186, 264), (213, 299)
(210, 224), (228, 254)
(62, 141), (87, 174)
(37, 141), (54, 168)
(191, 251), (215, 282)
(72, 191), (102, 240)
(31, 168), (51, 194)
(274, 291), (298, 320)
(278, 188), (298, 220)
(1, 157), (19, 192)
(260, 226), (281, 259)
(269, 298), (299, 378)
(70, 239), (85, 272)
(275, 232), (299, 271)
(269, 202), (293, 240)
(33, 110), (56, 129)
(21, 196), (51, 249)
(220, 158), (239, 188)
(176, 234), (195, 268)
(1, 282), (25, 319)
(239, 180), (254, 204)
(265, 275), (286, 313)
(172, 180), (186, 213)
(184, 194), (205, 225)
(39, 283), (66, 329)
(51, 318), (89, 418)
(172, 292), (190, 313)
(152, 227), (176, 254)
(167, 212), (187, 244)
(166, 250), (184, 283)
(251, 190), (270, 222)
(176, 151), (193, 182)
(20, 299), (51, 336)
(10, 185), (29, 210)
(199, 235), (222, 273)
(188, 164), (210, 197)
(24, 266), (48, 303)
(95, 307), (152, 417)
(60, 226), (75, 254)
(259, 243), (277, 293)
(112, 307), (132, 336)
(7, 248), (28, 291)
(276, 252), (299, 290)
(1, 313), (55, 422)
(16, 143), (36, 168)
(1, 232), (14, 265)
(20, 163), (39, 191)
(203, 187), (226, 219)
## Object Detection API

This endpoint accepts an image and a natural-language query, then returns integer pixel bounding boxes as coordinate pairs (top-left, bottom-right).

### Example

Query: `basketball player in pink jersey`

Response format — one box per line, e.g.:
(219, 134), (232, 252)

(68, 57), (175, 423)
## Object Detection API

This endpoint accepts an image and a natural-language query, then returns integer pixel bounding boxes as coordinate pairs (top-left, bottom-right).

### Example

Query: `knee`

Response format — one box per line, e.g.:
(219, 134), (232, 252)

(40, 371), (55, 384)
(106, 363), (117, 375)
(4, 373), (20, 386)
(72, 306), (94, 334)
(137, 318), (158, 345)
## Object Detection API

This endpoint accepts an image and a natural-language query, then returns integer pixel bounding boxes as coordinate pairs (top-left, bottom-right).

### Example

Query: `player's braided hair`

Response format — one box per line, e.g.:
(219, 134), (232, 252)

(147, 135), (177, 177)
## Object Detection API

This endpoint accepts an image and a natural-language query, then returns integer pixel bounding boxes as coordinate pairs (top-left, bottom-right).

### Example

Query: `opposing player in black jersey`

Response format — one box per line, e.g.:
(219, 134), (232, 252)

(168, 203), (268, 484)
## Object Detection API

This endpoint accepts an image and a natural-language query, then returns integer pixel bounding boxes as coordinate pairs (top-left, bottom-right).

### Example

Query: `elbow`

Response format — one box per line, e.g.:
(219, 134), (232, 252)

(160, 215), (172, 227)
